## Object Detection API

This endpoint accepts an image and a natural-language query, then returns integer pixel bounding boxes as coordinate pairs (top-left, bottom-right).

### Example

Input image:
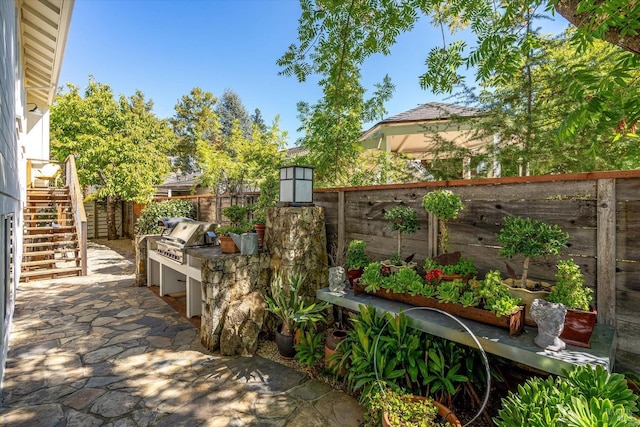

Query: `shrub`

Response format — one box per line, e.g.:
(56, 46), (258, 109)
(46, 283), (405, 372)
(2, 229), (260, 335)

(134, 199), (195, 235)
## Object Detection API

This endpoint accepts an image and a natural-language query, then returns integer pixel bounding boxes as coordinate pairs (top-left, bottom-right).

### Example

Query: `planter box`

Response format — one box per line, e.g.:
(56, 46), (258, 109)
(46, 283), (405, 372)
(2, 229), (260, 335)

(560, 307), (597, 348)
(353, 282), (525, 336)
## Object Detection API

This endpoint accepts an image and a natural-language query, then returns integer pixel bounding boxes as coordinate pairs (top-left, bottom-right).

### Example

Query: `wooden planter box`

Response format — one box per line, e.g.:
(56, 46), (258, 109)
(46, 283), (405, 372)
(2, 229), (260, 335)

(353, 282), (525, 336)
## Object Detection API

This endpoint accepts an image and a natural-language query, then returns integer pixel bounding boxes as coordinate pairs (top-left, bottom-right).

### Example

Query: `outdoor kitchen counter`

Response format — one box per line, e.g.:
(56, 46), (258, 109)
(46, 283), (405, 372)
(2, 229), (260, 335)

(317, 287), (616, 377)
(147, 240), (222, 319)
(184, 245), (224, 259)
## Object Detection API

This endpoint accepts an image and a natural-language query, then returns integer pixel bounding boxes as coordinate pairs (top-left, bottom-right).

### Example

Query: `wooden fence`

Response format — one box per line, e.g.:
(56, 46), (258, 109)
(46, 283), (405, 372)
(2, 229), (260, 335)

(313, 170), (640, 375)
(125, 171), (640, 374)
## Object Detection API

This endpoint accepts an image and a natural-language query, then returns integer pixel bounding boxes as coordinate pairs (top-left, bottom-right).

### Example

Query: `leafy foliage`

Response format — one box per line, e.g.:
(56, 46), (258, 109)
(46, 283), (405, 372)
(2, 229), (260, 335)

(346, 240), (370, 270)
(422, 189), (466, 253)
(51, 78), (176, 239)
(496, 216), (569, 287)
(365, 386), (440, 427)
(283, 1), (640, 184)
(384, 205), (420, 259)
(547, 259), (593, 311)
(169, 87), (219, 175)
(294, 331), (325, 368)
(263, 273), (329, 336)
(134, 199), (195, 235)
(424, 256), (477, 277)
(494, 365), (639, 426)
(361, 262), (384, 293)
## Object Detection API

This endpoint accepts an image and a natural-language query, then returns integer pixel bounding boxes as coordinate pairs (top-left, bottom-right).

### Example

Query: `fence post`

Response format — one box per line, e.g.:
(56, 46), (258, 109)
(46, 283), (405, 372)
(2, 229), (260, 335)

(597, 178), (616, 326)
(336, 191), (346, 266)
(427, 211), (438, 258)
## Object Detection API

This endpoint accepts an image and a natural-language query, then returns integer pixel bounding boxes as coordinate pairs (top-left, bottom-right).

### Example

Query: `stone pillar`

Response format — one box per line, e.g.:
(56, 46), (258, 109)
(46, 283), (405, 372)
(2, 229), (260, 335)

(200, 253), (271, 355)
(264, 206), (329, 297)
(134, 235), (157, 286)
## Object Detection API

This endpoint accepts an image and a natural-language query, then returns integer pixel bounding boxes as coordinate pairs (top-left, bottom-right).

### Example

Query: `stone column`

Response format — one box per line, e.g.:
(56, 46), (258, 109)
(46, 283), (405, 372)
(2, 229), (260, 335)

(200, 253), (271, 355)
(264, 206), (328, 297)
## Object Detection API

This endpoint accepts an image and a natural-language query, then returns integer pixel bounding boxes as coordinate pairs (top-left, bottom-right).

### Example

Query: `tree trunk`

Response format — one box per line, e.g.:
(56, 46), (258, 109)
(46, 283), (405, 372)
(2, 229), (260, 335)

(106, 195), (117, 240)
(555, 1), (640, 56)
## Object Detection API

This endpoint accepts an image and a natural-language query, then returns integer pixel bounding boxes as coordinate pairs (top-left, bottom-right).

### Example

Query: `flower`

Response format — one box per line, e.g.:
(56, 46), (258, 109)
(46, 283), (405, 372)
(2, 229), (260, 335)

(425, 269), (443, 284)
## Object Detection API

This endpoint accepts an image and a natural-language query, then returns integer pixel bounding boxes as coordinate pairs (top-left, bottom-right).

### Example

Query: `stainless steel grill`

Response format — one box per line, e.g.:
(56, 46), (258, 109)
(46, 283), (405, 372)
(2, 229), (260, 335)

(155, 219), (216, 263)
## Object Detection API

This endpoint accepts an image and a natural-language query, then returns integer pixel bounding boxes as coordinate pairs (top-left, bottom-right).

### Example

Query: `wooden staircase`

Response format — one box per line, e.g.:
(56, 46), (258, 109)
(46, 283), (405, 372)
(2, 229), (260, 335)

(21, 187), (83, 281)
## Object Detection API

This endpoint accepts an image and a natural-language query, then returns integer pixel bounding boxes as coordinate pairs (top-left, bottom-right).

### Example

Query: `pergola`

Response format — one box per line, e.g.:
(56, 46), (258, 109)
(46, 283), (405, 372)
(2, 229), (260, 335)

(359, 102), (498, 178)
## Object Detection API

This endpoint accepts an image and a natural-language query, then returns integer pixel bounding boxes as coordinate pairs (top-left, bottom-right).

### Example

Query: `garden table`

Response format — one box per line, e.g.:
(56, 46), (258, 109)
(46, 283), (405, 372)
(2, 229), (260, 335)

(317, 287), (616, 376)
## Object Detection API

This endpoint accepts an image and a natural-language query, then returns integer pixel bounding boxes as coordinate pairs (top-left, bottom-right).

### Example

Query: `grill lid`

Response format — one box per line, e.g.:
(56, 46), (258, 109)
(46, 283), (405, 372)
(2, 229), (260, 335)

(161, 221), (216, 248)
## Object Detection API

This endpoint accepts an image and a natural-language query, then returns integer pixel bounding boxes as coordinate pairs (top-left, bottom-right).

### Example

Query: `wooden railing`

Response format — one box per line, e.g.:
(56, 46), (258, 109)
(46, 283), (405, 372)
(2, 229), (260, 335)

(64, 155), (87, 276)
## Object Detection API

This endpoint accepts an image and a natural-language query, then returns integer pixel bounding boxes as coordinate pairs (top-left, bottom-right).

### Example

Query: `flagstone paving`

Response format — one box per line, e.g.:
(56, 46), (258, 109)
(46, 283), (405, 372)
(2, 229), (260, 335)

(0, 240), (365, 426)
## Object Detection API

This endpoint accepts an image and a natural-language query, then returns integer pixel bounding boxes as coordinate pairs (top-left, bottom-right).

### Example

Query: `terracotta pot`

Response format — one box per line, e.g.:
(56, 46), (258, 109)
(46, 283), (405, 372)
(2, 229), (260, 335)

(382, 397), (461, 427)
(560, 307), (597, 348)
(347, 268), (363, 286)
(275, 324), (296, 359)
(219, 235), (239, 254)
(254, 223), (266, 247)
(325, 329), (348, 350)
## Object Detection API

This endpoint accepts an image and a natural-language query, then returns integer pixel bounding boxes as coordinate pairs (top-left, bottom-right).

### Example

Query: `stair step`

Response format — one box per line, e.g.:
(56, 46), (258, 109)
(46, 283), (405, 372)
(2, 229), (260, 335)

(25, 226), (76, 233)
(23, 232), (77, 240)
(23, 240), (77, 248)
(24, 219), (74, 225)
(20, 266), (83, 280)
(22, 248), (80, 258)
(21, 258), (79, 267)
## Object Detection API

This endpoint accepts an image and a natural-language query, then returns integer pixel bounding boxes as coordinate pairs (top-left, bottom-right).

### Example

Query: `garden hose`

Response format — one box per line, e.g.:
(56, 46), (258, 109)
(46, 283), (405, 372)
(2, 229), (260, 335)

(373, 307), (491, 427)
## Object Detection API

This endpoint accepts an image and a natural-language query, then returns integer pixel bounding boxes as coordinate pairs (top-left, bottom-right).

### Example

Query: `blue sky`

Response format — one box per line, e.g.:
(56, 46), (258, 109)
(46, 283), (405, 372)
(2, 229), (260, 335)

(59, 0), (570, 146)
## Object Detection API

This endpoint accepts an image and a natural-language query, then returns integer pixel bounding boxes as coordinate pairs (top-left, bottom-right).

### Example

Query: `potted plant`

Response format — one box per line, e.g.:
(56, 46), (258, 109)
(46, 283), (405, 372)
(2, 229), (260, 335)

(366, 385), (462, 427)
(263, 273), (330, 359)
(253, 174), (278, 247)
(382, 205), (420, 271)
(346, 240), (370, 285)
(546, 259), (597, 348)
(219, 205), (253, 253)
(421, 189), (465, 255)
(424, 252), (477, 282)
(496, 215), (569, 325)
(359, 265), (525, 336)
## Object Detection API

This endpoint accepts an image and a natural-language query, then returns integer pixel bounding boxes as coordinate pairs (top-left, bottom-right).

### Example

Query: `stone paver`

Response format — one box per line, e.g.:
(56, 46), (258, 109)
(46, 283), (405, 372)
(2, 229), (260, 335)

(0, 240), (365, 426)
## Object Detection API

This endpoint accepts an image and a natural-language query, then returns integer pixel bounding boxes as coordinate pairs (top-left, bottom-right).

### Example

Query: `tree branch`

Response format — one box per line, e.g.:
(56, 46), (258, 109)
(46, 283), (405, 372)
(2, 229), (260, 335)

(554, 0), (640, 55)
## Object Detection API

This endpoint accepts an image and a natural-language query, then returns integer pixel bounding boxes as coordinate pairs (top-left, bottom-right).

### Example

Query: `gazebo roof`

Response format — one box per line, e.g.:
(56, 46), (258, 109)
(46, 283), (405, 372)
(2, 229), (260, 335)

(360, 102), (489, 160)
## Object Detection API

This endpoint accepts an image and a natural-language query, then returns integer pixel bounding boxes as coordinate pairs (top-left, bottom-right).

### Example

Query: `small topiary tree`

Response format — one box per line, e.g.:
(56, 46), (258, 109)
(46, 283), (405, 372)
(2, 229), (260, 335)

(421, 189), (465, 254)
(383, 205), (420, 260)
(496, 216), (569, 288)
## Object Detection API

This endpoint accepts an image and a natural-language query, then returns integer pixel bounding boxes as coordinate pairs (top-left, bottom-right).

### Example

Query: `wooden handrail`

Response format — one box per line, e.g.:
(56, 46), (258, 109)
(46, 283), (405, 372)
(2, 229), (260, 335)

(65, 155), (87, 276)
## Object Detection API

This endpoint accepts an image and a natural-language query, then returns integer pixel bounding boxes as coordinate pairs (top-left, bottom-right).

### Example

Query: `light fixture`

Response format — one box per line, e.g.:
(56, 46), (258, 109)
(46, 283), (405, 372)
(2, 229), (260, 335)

(26, 103), (42, 115)
(278, 165), (314, 206)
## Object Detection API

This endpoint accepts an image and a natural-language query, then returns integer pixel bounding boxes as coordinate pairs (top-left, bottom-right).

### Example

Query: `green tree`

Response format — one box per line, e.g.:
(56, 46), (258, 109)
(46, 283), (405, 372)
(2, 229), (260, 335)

(197, 117), (287, 203)
(50, 79), (175, 240)
(251, 108), (267, 133)
(169, 87), (220, 175)
(281, 0), (640, 177)
(216, 88), (253, 139)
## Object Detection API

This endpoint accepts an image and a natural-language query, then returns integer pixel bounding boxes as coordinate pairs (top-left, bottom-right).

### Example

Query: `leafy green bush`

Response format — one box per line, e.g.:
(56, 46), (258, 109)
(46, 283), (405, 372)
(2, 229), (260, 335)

(346, 240), (370, 270)
(424, 256), (477, 277)
(134, 199), (195, 235)
(547, 259), (593, 311)
(494, 365), (639, 427)
(294, 331), (324, 368)
(361, 262), (384, 292)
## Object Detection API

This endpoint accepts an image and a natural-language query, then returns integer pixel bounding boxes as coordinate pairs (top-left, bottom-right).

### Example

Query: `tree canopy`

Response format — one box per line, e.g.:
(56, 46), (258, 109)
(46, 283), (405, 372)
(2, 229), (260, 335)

(50, 78), (175, 238)
(280, 0), (640, 182)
